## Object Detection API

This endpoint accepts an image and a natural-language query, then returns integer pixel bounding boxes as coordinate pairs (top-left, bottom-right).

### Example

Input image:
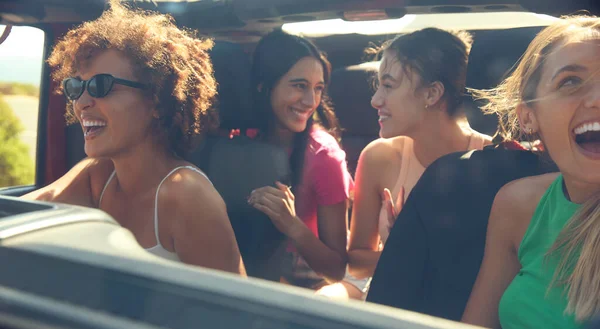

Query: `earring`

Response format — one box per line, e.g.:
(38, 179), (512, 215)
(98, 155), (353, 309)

(425, 104), (429, 109)
(526, 127), (534, 134)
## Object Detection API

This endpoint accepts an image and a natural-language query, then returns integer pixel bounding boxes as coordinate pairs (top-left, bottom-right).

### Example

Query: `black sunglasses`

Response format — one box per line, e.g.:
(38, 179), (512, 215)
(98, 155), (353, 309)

(62, 73), (149, 101)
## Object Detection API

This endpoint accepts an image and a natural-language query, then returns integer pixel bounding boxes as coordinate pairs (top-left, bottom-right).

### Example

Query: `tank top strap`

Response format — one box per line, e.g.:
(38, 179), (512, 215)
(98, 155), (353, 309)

(393, 137), (412, 196)
(98, 170), (116, 207)
(468, 131), (486, 150)
(153, 166), (212, 247)
(377, 137), (419, 245)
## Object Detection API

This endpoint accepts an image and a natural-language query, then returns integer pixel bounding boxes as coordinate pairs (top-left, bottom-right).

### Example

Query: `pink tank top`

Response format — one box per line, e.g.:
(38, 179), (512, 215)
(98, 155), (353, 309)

(377, 133), (486, 244)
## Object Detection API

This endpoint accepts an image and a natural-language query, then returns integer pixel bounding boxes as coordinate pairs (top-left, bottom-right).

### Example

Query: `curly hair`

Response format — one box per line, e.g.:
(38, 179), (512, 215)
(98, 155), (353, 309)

(47, 0), (217, 156)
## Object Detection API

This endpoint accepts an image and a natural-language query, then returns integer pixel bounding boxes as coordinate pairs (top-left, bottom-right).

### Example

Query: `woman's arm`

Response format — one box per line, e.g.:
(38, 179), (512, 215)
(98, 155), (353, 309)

(250, 139), (353, 283)
(289, 141), (356, 282)
(165, 170), (246, 275)
(347, 141), (396, 279)
(22, 158), (109, 207)
(289, 200), (348, 282)
(461, 177), (543, 328)
(250, 183), (349, 282)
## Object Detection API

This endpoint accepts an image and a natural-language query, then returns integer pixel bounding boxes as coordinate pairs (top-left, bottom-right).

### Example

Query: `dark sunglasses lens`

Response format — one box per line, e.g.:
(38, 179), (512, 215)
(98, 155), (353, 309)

(64, 79), (83, 100)
(88, 75), (113, 98)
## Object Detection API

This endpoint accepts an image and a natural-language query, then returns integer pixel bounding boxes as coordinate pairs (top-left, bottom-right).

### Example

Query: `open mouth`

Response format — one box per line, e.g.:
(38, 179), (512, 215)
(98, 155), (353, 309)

(574, 122), (600, 155)
(82, 120), (107, 138)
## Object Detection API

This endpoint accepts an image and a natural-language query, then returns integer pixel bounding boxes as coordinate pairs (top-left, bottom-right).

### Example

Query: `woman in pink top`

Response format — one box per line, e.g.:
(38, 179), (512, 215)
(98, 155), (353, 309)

(247, 30), (352, 288)
(339, 28), (493, 298)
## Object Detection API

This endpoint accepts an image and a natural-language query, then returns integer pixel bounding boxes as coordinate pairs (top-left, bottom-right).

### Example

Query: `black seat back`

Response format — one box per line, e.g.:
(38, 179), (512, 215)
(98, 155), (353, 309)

(368, 146), (557, 319)
(208, 42), (255, 131)
(187, 42), (289, 281)
(187, 136), (289, 281)
(65, 119), (86, 169)
(328, 62), (380, 175)
(464, 26), (546, 136)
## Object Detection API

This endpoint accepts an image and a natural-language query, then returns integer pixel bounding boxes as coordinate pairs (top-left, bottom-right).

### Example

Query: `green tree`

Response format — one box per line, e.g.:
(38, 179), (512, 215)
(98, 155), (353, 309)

(0, 82), (39, 97)
(0, 96), (34, 187)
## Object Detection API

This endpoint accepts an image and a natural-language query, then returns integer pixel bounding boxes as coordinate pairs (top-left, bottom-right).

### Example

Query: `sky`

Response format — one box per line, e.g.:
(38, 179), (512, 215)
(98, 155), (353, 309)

(0, 25), (45, 86)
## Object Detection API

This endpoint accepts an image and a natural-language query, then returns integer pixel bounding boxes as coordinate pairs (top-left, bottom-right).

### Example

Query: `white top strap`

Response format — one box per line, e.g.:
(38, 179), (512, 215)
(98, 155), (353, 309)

(98, 170), (116, 207)
(153, 166), (211, 247)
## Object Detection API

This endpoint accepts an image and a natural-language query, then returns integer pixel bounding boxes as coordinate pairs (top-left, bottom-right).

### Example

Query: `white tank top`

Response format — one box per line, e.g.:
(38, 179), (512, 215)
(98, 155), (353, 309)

(98, 166), (211, 262)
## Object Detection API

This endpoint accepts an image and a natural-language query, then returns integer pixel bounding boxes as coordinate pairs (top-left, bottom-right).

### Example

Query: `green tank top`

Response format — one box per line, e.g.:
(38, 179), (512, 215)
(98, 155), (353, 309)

(498, 174), (582, 329)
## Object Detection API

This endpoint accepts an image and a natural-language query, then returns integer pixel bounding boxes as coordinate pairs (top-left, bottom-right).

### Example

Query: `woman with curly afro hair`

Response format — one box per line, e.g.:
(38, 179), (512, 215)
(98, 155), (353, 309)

(24, 0), (246, 275)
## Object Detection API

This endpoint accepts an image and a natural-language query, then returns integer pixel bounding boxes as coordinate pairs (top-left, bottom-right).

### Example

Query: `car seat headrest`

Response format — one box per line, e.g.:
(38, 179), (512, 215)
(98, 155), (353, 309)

(186, 136), (290, 281)
(209, 41), (255, 130)
(466, 26), (545, 90)
(329, 62), (380, 137)
(464, 26), (545, 135)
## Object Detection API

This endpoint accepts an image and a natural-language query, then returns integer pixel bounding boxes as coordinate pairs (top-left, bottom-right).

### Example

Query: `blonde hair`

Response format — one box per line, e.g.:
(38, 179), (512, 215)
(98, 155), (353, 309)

(472, 15), (600, 322)
(470, 15), (600, 142)
(551, 193), (600, 321)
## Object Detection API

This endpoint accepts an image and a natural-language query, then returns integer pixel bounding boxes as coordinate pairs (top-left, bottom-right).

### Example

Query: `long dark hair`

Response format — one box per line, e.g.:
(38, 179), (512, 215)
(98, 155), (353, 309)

(251, 29), (340, 189)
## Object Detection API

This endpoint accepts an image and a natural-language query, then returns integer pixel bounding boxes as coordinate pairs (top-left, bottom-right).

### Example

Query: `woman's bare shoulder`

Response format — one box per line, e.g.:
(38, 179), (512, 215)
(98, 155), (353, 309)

(494, 173), (558, 211)
(490, 173), (559, 247)
(158, 165), (225, 217)
(86, 158), (117, 202)
(23, 157), (114, 205)
(360, 137), (406, 167)
(156, 165), (243, 273)
(469, 127), (493, 147)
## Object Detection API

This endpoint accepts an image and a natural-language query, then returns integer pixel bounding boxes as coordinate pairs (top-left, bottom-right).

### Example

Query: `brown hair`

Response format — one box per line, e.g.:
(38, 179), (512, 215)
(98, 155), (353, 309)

(47, 0), (217, 156)
(472, 15), (600, 322)
(371, 28), (473, 117)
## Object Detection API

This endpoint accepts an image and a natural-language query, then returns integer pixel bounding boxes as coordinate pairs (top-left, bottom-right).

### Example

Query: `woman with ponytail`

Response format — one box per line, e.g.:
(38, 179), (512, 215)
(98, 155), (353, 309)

(247, 30), (352, 288)
(463, 15), (600, 328)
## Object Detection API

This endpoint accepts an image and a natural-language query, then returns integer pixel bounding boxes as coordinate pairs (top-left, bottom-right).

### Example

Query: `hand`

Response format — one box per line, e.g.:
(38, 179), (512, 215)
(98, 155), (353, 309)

(248, 182), (302, 236)
(382, 187), (404, 231)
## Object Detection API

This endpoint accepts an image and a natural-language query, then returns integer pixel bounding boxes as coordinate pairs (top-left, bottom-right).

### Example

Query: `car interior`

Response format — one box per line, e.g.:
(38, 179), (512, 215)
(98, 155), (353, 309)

(0, 196), (472, 329)
(0, 0), (599, 328)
